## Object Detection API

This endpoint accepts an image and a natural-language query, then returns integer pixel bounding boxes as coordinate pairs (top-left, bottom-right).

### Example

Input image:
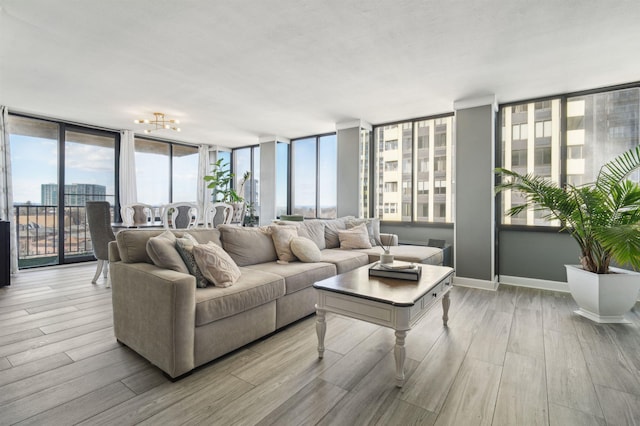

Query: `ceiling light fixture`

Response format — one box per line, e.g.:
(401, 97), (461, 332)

(134, 112), (181, 133)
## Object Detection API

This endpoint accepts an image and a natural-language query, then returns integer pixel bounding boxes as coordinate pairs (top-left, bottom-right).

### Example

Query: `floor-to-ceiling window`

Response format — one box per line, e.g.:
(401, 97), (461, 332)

(134, 137), (198, 206)
(373, 115), (454, 223)
(291, 133), (337, 218)
(9, 114), (119, 268)
(499, 85), (640, 227)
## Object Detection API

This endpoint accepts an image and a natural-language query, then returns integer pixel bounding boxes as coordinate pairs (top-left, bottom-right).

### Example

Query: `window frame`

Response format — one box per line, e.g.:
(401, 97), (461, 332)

(290, 132), (338, 219)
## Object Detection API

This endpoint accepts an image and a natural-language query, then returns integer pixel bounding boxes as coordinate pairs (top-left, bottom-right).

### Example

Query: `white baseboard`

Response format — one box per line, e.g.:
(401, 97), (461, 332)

(498, 275), (569, 293)
(453, 275), (499, 291)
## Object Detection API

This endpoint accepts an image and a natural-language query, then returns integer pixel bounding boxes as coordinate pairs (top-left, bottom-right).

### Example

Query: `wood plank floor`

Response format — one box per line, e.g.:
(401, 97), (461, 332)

(1, 263), (640, 425)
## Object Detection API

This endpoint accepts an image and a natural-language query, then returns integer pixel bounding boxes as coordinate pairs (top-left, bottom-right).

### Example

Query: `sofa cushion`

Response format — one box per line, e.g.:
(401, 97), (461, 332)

(195, 268), (285, 325)
(338, 223), (373, 249)
(218, 225), (278, 266)
(146, 230), (189, 274)
(354, 245), (443, 265)
(245, 261), (336, 294)
(176, 228), (222, 247)
(274, 220), (326, 250)
(193, 242), (242, 288)
(320, 248), (370, 274)
(299, 220), (326, 249)
(271, 226), (298, 264)
(175, 233), (208, 288)
(290, 236), (322, 262)
(115, 228), (222, 264)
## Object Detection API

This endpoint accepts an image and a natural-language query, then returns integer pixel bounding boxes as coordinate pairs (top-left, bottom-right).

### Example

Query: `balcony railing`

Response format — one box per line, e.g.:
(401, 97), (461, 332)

(13, 204), (101, 268)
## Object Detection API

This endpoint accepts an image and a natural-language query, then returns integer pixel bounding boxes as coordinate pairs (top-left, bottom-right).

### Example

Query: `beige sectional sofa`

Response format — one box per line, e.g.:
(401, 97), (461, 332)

(108, 217), (444, 379)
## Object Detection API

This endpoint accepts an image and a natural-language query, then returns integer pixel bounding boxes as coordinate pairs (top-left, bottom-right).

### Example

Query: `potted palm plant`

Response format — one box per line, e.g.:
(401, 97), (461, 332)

(495, 145), (640, 323)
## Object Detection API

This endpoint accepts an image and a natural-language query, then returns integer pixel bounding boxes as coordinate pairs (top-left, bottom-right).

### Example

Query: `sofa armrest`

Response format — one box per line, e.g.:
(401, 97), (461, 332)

(380, 233), (399, 247)
(111, 261), (196, 378)
(108, 240), (121, 262)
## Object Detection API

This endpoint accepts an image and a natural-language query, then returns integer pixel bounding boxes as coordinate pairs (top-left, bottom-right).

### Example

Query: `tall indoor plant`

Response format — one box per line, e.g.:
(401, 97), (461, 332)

(204, 159), (242, 203)
(495, 145), (640, 322)
(203, 159), (251, 224)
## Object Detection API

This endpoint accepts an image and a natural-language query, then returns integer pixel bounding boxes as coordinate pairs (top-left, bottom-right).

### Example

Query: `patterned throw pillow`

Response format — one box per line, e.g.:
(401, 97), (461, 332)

(338, 223), (373, 249)
(193, 242), (242, 288)
(290, 237), (322, 262)
(271, 226), (299, 264)
(175, 233), (208, 288)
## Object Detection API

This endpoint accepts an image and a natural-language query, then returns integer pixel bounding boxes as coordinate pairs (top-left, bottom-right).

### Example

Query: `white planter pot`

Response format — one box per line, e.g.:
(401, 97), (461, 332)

(565, 264), (640, 324)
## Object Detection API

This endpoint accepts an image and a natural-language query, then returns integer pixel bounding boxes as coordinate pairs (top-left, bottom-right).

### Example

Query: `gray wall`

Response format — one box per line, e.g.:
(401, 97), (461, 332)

(337, 126), (361, 217)
(455, 104), (495, 282)
(499, 230), (580, 282)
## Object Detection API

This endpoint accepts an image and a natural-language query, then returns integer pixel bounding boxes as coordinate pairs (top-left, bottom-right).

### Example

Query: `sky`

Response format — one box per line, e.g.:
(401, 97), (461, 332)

(10, 134), (198, 206)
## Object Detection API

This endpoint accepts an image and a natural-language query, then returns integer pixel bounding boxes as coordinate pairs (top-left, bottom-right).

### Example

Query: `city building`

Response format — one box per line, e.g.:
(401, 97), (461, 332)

(41, 183), (107, 206)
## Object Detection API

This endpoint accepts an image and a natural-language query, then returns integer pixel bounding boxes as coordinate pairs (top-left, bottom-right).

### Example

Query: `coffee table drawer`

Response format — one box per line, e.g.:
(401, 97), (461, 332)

(410, 281), (446, 322)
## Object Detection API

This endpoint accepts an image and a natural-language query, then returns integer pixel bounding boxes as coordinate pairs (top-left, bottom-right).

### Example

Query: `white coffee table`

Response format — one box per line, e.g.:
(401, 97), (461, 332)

(313, 263), (454, 387)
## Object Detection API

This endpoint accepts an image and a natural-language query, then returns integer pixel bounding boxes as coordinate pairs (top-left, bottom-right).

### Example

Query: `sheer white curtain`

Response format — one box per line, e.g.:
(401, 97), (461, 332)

(0, 106), (18, 274)
(119, 130), (138, 213)
(197, 145), (211, 221)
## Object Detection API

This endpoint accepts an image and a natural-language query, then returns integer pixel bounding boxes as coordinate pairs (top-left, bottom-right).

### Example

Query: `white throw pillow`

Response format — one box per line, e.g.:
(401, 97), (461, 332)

(192, 242), (241, 288)
(338, 223), (373, 249)
(290, 237), (322, 262)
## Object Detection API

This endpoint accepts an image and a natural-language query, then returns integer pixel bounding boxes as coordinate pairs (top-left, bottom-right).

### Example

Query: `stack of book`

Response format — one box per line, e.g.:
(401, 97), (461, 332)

(369, 260), (422, 281)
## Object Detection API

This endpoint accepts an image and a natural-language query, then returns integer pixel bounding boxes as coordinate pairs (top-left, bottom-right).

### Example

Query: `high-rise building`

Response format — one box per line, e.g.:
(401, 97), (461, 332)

(41, 183), (107, 206)
(501, 87), (640, 226)
(374, 117), (454, 223)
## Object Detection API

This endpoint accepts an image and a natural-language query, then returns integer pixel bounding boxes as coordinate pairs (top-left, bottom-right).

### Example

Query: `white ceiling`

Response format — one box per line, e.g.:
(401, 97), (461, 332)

(2, 0), (640, 148)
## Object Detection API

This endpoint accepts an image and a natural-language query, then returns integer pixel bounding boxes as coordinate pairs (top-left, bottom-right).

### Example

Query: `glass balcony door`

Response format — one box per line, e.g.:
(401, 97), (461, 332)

(8, 114), (119, 268)
(62, 128), (117, 264)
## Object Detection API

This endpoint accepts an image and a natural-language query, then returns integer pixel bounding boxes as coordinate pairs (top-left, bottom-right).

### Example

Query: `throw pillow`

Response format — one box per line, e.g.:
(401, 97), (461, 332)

(324, 219), (348, 249)
(271, 225), (299, 264)
(175, 233), (208, 288)
(193, 242), (241, 288)
(146, 230), (189, 274)
(290, 237), (322, 262)
(346, 217), (380, 246)
(338, 223), (373, 249)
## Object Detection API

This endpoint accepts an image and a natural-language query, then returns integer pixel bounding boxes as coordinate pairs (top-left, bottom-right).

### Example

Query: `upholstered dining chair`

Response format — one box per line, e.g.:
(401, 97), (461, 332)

(203, 202), (233, 228)
(121, 203), (154, 226)
(162, 202), (199, 229)
(85, 201), (116, 287)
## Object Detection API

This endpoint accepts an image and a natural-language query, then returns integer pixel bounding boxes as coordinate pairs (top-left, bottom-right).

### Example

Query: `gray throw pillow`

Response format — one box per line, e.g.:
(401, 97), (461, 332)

(146, 230), (189, 274)
(175, 233), (209, 288)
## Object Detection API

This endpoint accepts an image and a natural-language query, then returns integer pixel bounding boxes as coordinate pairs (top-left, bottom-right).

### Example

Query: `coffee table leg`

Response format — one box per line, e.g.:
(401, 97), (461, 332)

(316, 308), (326, 359)
(394, 330), (407, 387)
(442, 292), (450, 326)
